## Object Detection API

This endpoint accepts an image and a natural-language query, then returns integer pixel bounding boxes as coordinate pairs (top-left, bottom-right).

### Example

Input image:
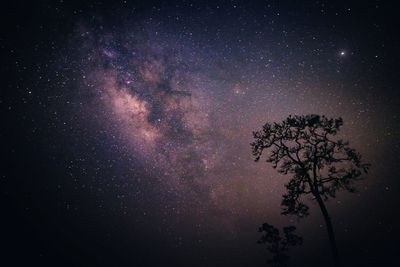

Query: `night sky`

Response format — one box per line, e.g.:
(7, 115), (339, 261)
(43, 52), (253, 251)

(2, 1), (400, 266)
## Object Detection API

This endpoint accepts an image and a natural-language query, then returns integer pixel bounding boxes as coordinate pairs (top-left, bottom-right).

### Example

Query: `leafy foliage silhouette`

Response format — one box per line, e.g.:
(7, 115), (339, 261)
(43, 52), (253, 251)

(251, 115), (370, 266)
(258, 223), (303, 266)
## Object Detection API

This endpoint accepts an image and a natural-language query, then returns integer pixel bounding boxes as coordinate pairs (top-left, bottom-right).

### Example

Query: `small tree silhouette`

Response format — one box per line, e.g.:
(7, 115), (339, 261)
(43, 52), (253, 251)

(251, 115), (370, 266)
(258, 223), (303, 266)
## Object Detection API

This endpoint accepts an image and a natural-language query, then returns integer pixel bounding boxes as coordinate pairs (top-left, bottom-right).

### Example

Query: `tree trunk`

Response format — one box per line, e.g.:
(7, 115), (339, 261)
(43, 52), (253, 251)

(314, 194), (340, 267)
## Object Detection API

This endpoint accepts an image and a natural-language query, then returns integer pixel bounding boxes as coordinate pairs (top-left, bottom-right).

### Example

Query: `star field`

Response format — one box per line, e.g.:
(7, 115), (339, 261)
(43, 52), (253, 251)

(2, 1), (399, 266)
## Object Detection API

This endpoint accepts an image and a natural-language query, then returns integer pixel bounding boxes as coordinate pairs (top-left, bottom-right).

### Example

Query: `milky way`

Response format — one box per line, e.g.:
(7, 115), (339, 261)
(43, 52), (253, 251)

(64, 18), (399, 236)
(6, 2), (397, 265)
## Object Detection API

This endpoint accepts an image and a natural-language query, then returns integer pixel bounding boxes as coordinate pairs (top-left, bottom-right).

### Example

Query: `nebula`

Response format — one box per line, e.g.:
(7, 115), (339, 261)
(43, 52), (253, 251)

(76, 27), (233, 217)
(67, 19), (394, 235)
(4, 2), (398, 266)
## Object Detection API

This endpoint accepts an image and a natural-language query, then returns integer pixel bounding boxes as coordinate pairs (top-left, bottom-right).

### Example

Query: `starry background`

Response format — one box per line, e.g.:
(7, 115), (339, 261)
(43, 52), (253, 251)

(1, 0), (399, 266)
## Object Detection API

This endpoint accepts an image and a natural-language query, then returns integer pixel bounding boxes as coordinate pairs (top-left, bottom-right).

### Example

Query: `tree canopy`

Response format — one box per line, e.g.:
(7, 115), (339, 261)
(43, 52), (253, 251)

(258, 223), (303, 266)
(251, 114), (370, 218)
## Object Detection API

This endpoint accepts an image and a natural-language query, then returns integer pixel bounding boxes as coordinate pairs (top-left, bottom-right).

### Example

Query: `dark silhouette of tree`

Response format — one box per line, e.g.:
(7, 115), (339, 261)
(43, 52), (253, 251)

(258, 223), (303, 266)
(251, 115), (370, 267)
